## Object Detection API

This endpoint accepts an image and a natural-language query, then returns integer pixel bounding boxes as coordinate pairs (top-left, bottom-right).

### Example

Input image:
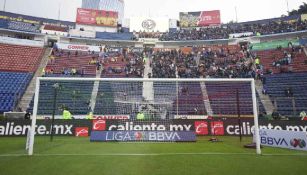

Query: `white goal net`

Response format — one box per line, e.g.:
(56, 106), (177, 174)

(28, 77), (261, 155)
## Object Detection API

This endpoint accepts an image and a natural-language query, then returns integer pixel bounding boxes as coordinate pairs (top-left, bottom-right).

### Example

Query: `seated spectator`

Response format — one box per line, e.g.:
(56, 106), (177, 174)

(49, 55), (55, 64)
(272, 110), (281, 120)
(89, 57), (97, 64)
(62, 68), (70, 75)
(71, 68), (77, 75)
(300, 111), (307, 120)
(285, 87), (293, 97)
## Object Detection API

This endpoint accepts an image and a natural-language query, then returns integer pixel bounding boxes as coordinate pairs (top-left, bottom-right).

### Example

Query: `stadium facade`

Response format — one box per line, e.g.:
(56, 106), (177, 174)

(82, 0), (125, 23)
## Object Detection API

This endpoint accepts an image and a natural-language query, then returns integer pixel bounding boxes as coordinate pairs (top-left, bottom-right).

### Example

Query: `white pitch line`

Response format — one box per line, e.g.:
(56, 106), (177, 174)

(0, 154), (28, 157)
(1, 153), (307, 157)
(0, 153), (256, 157)
(34, 153), (258, 156)
(262, 153), (307, 156)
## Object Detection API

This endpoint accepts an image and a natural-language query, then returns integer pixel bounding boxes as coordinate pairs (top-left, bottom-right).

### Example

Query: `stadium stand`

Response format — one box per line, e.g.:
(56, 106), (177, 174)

(264, 72), (307, 117)
(255, 47), (307, 74)
(43, 25), (68, 32)
(0, 43), (45, 72)
(8, 21), (40, 33)
(151, 50), (177, 78)
(160, 19), (307, 41)
(94, 81), (143, 116)
(173, 82), (207, 115)
(0, 72), (32, 113)
(206, 82), (253, 115)
(93, 82), (117, 115)
(0, 43), (45, 113)
(0, 19), (8, 28)
(101, 48), (144, 78)
(45, 50), (98, 76)
(96, 32), (134, 40)
(36, 77), (94, 115)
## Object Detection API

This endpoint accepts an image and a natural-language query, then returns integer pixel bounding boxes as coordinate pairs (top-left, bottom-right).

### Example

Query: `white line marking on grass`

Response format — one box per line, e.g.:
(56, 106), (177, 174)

(26, 153), (258, 156)
(0, 154), (28, 157)
(1, 153), (307, 157)
(262, 153), (307, 156)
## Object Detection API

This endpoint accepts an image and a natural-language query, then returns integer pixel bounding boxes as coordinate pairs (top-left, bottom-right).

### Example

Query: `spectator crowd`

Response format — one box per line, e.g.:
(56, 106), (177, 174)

(159, 20), (307, 41)
(150, 44), (261, 79)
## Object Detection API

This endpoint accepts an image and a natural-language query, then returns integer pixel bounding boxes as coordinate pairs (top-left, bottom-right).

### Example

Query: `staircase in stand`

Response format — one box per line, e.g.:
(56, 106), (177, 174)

(255, 79), (275, 115)
(18, 47), (53, 111)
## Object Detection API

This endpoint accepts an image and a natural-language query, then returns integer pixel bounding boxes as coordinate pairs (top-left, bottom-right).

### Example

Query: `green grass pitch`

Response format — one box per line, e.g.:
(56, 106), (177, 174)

(1, 136), (307, 175)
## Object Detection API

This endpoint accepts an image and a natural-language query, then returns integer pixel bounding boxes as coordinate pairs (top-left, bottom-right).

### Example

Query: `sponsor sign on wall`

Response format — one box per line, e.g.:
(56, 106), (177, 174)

(129, 17), (169, 32)
(76, 8), (118, 27)
(259, 129), (307, 151)
(90, 131), (196, 142)
(180, 10), (221, 27)
(56, 43), (102, 52)
(251, 40), (300, 51)
(229, 32), (254, 39)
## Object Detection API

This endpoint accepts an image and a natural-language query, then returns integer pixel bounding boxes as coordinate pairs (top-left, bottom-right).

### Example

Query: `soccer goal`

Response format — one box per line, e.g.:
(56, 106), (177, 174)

(28, 77), (261, 155)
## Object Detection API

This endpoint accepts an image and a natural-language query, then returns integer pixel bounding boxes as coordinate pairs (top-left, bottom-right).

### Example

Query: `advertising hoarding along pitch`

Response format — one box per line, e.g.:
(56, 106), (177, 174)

(180, 10), (221, 27)
(90, 131), (196, 142)
(2, 119), (307, 137)
(76, 8), (118, 27)
(259, 129), (307, 151)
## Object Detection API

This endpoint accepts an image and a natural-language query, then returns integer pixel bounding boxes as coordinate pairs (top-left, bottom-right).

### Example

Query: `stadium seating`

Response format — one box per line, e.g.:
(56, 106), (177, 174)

(96, 32), (134, 40)
(46, 50), (98, 76)
(101, 51), (144, 78)
(0, 72), (32, 113)
(43, 25), (68, 32)
(206, 82), (253, 115)
(94, 82), (120, 115)
(264, 72), (307, 116)
(101, 58), (128, 78)
(36, 76), (94, 115)
(0, 43), (45, 113)
(8, 21), (40, 33)
(0, 19), (8, 28)
(0, 43), (45, 72)
(153, 82), (177, 103)
(256, 48), (307, 74)
(173, 82), (207, 115)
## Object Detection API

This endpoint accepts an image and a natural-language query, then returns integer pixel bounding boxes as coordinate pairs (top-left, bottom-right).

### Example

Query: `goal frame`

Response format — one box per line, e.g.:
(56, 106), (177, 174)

(28, 77), (261, 155)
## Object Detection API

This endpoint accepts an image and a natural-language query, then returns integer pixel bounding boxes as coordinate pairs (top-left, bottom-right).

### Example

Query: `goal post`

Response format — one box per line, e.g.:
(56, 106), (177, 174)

(28, 77), (261, 155)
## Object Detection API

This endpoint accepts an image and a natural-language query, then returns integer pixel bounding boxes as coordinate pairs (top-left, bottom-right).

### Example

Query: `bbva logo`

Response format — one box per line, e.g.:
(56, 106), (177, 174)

(260, 136), (288, 146)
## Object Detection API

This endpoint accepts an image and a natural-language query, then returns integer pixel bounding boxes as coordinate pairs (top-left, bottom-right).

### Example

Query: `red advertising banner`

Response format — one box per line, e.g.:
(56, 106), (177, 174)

(76, 8), (118, 27)
(198, 10), (221, 26)
(180, 10), (221, 27)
